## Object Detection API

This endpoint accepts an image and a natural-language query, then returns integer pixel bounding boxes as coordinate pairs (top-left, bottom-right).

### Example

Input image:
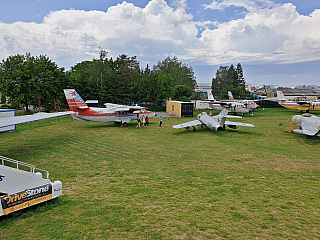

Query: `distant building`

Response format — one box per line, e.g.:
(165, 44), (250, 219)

(245, 83), (252, 92)
(195, 83), (212, 93)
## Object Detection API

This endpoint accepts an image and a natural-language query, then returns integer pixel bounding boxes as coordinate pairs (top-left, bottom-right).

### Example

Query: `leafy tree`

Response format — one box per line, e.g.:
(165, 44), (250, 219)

(172, 85), (193, 101)
(0, 53), (68, 111)
(153, 56), (196, 90)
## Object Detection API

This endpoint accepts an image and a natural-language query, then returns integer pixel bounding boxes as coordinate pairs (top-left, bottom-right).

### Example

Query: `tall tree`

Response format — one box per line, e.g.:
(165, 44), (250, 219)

(211, 63), (248, 99)
(236, 63), (245, 87)
(153, 56), (196, 90)
(0, 53), (68, 111)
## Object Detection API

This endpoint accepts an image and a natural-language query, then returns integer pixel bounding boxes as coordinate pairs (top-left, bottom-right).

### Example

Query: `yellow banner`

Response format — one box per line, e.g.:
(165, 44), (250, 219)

(3, 194), (52, 215)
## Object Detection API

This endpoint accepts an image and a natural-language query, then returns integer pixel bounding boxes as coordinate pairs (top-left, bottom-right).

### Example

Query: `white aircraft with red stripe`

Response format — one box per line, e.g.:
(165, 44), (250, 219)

(64, 89), (155, 126)
(227, 91), (259, 110)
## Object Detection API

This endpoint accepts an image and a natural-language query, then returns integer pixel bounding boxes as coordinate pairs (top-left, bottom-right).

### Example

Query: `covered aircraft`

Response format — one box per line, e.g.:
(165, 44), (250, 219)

(172, 108), (255, 131)
(64, 89), (155, 126)
(286, 113), (320, 137)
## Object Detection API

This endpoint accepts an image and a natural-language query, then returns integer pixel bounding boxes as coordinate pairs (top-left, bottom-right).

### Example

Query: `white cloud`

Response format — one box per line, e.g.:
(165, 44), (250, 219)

(0, 0), (319, 74)
(204, 0), (276, 12)
(194, 3), (320, 65)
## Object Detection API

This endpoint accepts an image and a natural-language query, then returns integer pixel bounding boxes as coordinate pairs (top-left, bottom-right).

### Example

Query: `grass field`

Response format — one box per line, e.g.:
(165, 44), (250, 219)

(1, 108), (319, 239)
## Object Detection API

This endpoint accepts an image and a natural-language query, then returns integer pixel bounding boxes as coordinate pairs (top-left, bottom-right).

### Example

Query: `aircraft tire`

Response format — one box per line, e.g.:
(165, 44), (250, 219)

(123, 122), (127, 127)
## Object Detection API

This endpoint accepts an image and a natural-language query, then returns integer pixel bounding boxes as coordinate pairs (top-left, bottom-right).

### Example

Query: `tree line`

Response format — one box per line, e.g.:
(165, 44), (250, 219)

(0, 50), (196, 111)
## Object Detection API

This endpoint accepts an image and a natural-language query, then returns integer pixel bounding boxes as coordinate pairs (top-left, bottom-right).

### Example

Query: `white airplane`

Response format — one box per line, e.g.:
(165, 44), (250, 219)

(288, 113), (320, 137)
(207, 91), (253, 114)
(0, 111), (74, 129)
(227, 91), (260, 110)
(210, 101), (251, 114)
(64, 89), (155, 126)
(172, 108), (255, 131)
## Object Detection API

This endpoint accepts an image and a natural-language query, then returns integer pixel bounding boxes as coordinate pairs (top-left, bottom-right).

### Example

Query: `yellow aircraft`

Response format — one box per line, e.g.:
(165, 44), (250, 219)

(277, 91), (320, 113)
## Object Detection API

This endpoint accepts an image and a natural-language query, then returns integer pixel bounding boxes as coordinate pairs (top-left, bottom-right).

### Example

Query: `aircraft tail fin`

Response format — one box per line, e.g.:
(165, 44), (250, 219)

(64, 89), (89, 112)
(218, 108), (228, 118)
(207, 90), (214, 101)
(228, 91), (234, 100)
(277, 91), (287, 101)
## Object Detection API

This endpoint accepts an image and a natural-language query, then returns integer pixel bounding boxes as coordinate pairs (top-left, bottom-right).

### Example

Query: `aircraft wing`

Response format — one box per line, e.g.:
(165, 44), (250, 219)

(225, 121), (255, 127)
(301, 122), (319, 136)
(104, 103), (145, 112)
(172, 120), (203, 129)
(0, 111), (74, 128)
(226, 115), (242, 118)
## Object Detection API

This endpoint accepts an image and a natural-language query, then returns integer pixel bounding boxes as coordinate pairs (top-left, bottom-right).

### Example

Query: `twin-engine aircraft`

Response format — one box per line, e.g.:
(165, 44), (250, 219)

(276, 91), (320, 113)
(64, 89), (155, 126)
(172, 108), (255, 131)
(289, 113), (320, 137)
(227, 91), (260, 110)
(209, 91), (257, 114)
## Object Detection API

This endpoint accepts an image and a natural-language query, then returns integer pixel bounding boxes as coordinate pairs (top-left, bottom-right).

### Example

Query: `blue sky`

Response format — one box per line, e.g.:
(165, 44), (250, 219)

(1, 0), (320, 87)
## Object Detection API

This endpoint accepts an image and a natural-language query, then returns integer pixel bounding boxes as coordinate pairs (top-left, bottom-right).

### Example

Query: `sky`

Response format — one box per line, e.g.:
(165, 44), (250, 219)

(0, 0), (320, 87)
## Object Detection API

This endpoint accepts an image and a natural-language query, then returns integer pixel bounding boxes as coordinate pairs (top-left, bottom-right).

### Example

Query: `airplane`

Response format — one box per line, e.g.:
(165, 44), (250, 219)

(172, 108), (255, 131)
(64, 89), (156, 126)
(277, 91), (320, 113)
(0, 111), (74, 129)
(286, 113), (320, 137)
(210, 101), (251, 114)
(227, 91), (259, 110)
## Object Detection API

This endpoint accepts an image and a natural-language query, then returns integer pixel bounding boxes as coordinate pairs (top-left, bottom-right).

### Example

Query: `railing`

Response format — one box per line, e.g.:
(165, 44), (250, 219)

(0, 155), (49, 179)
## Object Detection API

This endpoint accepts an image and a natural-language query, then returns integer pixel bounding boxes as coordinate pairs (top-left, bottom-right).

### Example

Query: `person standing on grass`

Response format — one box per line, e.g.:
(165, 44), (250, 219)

(145, 116), (149, 127)
(142, 115), (146, 127)
(159, 116), (162, 127)
(136, 117), (141, 128)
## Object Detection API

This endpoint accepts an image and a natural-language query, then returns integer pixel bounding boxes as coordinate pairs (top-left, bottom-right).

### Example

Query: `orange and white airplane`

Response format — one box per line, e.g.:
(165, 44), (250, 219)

(64, 89), (156, 126)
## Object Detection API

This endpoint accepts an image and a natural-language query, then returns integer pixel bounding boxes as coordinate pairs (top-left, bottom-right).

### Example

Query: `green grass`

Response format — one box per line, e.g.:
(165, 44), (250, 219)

(1, 108), (319, 239)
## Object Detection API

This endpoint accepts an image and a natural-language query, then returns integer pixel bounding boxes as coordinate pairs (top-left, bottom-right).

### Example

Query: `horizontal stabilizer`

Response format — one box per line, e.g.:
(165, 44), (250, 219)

(225, 121), (255, 128)
(226, 115), (242, 118)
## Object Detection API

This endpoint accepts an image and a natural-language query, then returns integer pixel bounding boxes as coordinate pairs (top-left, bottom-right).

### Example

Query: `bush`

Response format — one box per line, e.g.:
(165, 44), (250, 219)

(0, 104), (11, 109)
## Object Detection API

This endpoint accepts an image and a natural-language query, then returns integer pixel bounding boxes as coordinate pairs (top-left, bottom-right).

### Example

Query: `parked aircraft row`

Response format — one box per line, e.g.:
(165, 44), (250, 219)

(194, 90), (259, 115)
(1, 89), (319, 139)
(264, 88), (320, 113)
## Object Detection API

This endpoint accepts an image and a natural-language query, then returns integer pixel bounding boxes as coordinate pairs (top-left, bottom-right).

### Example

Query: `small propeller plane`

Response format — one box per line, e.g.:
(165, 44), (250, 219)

(288, 113), (320, 137)
(64, 89), (155, 126)
(172, 108), (255, 131)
